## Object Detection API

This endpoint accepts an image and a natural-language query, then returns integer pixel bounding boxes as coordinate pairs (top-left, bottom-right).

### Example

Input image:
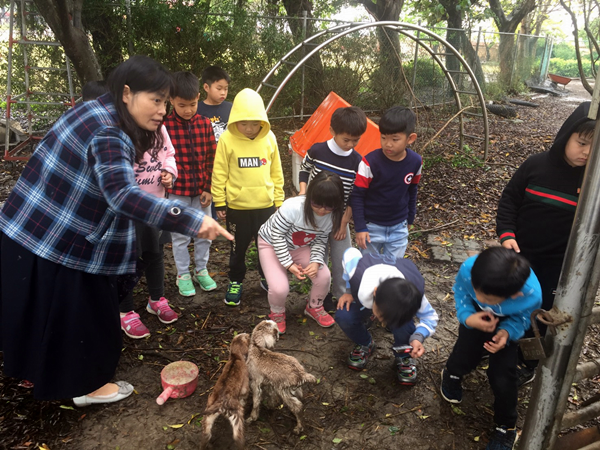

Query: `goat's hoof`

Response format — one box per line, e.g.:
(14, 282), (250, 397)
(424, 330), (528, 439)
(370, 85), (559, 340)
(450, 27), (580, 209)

(293, 425), (303, 435)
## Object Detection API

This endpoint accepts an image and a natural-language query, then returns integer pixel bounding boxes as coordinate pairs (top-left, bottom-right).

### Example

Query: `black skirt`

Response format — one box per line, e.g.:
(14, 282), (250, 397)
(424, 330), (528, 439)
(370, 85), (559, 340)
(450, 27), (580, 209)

(0, 233), (122, 400)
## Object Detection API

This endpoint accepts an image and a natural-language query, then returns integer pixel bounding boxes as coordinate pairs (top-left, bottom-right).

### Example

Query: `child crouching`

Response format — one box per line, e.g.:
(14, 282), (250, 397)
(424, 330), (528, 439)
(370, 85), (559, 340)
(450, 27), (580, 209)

(441, 247), (541, 450)
(336, 248), (438, 385)
(257, 171), (345, 334)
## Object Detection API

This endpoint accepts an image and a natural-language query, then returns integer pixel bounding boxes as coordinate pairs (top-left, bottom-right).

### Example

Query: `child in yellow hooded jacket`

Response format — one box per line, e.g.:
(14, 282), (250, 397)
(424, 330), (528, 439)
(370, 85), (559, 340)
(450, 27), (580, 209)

(212, 88), (284, 306)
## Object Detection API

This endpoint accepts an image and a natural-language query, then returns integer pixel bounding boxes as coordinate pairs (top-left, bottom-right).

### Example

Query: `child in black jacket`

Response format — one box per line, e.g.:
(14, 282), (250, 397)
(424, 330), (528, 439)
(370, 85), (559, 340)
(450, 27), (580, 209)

(496, 101), (595, 382)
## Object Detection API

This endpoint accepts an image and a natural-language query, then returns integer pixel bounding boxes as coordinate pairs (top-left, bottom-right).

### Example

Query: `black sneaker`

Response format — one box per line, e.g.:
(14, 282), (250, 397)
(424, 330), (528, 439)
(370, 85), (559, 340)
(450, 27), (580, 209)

(486, 426), (517, 450)
(259, 277), (268, 292)
(440, 368), (462, 403)
(323, 293), (336, 313)
(517, 364), (536, 387)
(224, 282), (243, 306)
(347, 340), (375, 370)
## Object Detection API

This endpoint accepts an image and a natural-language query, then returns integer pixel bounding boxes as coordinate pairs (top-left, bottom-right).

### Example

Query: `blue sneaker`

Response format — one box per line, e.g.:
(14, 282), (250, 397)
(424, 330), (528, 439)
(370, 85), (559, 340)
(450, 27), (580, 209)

(486, 426), (517, 450)
(440, 368), (463, 403)
(224, 282), (243, 306)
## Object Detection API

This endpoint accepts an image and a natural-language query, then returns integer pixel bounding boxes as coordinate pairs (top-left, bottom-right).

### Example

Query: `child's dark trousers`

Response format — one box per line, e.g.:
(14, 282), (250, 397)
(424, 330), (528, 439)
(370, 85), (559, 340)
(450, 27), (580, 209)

(226, 206), (275, 283)
(446, 324), (518, 428)
(335, 300), (416, 349)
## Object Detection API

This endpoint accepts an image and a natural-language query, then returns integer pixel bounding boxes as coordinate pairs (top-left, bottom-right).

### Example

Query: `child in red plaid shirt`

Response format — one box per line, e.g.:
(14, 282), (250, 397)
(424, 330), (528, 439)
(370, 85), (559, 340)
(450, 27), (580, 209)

(163, 72), (218, 297)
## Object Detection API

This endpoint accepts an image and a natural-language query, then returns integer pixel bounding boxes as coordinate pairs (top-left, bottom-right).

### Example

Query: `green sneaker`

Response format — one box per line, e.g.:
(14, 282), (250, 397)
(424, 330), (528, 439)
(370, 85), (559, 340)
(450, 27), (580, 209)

(176, 273), (196, 297)
(224, 282), (243, 306)
(194, 268), (217, 291)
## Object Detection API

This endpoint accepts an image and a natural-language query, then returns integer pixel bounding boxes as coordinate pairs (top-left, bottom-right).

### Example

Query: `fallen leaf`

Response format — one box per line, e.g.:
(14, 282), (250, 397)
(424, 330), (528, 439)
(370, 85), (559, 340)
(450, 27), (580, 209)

(167, 424), (184, 429)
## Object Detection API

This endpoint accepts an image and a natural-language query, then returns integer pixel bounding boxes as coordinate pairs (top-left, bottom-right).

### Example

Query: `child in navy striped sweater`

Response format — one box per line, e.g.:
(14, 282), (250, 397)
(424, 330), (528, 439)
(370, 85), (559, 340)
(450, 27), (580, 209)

(258, 171), (345, 334)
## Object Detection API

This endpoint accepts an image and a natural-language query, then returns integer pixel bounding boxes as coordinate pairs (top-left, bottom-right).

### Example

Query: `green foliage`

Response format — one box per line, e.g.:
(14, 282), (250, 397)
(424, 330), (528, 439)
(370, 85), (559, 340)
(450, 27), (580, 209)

(422, 154), (444, 169)
(246, 242), (258, 270)
(549, 58), (594, 78)
(483, 81), (505, 100)
(290, 277), (311, 295)
(552, 42), (577, 60)
(451, 145), (484, 168)
(404, 60), (445, 89)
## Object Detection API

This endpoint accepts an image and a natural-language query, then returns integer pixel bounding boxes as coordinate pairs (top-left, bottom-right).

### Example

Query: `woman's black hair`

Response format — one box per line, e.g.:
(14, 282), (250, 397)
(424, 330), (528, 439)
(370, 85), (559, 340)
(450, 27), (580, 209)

(471, 247), (531, 298)
(303, 171), (345, 234)
(107, 55), (174, 163)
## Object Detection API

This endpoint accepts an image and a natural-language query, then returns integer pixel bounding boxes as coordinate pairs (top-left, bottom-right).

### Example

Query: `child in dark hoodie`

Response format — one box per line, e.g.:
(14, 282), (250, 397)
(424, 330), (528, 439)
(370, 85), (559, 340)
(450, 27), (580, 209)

(496, 101), (595, 383)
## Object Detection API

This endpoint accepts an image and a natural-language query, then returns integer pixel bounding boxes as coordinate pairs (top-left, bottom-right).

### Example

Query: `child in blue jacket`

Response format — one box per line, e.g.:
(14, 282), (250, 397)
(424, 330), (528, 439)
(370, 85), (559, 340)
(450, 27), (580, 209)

(441, 247), (542, 450)
(336, 248), (438, 385)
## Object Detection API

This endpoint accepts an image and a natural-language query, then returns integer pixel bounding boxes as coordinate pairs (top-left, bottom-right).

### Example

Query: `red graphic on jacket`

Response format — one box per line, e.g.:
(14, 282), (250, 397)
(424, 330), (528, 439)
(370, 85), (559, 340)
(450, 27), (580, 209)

(292, 231), (316, 246)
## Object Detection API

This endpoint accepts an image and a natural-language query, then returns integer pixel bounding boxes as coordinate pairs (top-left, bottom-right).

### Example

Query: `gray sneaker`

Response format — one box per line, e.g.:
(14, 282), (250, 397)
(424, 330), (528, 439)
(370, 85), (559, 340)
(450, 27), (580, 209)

(347, 340), (375, 370)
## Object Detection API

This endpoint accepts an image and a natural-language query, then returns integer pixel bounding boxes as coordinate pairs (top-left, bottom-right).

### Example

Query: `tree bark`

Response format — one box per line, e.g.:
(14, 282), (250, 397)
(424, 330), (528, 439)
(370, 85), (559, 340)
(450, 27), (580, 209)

(33, 0), (102, 84)
(82, 0), (124, 78)
(487, 0), (536, 87)
(559, 0), (594, 94)
(278, 0), (327, 102)
(357, 0), (404, 107)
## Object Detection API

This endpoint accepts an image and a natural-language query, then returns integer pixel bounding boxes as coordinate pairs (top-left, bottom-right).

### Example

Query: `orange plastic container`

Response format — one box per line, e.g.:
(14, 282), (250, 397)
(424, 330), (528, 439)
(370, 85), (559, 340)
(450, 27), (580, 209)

(289, 92), (381, 158)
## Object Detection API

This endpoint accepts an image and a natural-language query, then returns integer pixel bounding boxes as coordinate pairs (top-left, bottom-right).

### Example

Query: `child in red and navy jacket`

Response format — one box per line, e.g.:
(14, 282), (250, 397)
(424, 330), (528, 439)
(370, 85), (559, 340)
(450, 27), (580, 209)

(350, 106), (422, 260)
(163, 71), (218, 297)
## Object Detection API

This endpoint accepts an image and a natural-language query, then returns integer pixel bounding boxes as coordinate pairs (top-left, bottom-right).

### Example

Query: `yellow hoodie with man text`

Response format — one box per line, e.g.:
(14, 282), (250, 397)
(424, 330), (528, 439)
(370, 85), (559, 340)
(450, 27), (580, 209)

(211, 88), (284, 210)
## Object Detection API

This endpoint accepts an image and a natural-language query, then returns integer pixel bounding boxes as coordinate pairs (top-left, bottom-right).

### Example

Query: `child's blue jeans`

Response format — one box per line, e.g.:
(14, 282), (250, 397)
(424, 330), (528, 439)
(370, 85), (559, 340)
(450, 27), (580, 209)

(362, 220), (409, 260)
(335, 299), (416, 350)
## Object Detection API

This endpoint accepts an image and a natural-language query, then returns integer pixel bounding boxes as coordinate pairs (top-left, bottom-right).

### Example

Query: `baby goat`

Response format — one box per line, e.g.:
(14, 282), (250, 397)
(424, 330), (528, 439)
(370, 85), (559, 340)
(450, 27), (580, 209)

(201, 333), (250, 450)
(246, 320), (316, 434)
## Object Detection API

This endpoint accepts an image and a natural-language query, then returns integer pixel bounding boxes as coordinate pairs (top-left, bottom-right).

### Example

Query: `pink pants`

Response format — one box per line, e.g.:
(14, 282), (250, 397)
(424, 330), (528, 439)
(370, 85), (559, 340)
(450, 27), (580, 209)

(258, 237), (331, 313)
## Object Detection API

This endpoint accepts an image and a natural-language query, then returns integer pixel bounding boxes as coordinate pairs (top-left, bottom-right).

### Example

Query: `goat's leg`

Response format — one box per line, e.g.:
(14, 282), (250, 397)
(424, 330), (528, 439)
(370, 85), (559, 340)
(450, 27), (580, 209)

(280, 390), (305, 434)
(200, 412), (219, 449)
(247, 381), (262, 423)
(227, 407), (246, 450)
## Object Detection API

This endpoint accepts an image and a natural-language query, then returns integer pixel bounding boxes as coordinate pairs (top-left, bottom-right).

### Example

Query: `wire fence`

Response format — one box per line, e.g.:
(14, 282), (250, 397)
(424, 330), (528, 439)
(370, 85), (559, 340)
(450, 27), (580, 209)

(1, 6), (550, 146)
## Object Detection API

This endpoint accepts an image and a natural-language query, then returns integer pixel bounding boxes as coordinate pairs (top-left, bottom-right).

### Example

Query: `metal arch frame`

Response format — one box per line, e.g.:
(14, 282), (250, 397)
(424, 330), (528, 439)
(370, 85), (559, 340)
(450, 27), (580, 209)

(257, 21), (489, 159)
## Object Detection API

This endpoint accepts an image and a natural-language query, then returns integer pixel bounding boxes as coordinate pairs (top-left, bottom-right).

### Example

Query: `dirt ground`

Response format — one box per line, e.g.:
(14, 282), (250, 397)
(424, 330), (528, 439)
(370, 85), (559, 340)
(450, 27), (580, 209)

(1, 80), (600, 450)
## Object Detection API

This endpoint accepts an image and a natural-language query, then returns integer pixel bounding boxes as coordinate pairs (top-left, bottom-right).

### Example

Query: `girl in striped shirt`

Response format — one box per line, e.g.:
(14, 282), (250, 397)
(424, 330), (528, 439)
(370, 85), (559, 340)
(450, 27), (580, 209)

(258, 171), (344, 334)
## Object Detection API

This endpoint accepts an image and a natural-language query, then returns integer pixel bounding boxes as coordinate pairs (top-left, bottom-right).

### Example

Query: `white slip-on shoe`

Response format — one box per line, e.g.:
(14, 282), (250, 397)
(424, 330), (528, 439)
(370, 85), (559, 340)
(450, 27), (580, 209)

(73, 381), (134, 407)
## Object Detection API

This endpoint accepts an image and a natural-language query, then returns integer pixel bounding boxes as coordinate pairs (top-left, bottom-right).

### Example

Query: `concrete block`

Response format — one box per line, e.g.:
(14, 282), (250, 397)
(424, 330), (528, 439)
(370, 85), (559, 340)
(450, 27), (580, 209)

(431, 246), (451, 262)
(427, 234), (441, 246)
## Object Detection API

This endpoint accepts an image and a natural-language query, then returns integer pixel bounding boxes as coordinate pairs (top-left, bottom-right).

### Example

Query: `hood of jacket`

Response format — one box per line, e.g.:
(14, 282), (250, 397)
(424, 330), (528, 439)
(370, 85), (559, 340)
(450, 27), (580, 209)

(549, 101), (592, 171)
(227, 88), (271, 140)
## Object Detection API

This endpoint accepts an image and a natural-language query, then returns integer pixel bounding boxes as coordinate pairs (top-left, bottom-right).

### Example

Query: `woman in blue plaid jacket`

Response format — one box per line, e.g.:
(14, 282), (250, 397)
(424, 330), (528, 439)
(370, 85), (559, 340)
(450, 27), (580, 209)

(0, 56), (231, 406)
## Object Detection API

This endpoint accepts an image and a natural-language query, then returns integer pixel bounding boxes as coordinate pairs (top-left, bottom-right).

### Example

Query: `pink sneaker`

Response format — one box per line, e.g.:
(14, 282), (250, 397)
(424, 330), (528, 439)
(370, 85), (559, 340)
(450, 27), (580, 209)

(304, 305), (335, 328)
(268, 311), (286, 334)
(120, 311), (150, 339)
(146, 297), (178, 324)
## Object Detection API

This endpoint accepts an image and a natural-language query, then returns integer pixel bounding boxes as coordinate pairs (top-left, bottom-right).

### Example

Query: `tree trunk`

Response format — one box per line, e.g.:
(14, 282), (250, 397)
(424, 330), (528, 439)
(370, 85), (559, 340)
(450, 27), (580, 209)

(560, 0), (594, 94)
(33, 0), (102, 84)
(440, 1), (463, 86)
(279, 0), (327, 104)
(358, 0), (404, 107)
(462, 38), (486, 89)
(82, 0), (125, 78)
(487, 0), (536, 88)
